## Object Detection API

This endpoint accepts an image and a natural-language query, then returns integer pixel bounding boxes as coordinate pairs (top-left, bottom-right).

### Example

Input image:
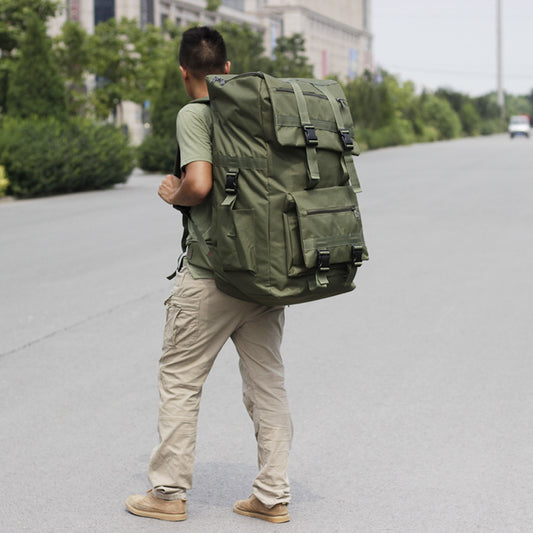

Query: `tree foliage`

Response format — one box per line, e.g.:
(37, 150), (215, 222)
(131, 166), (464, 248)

(268, 34), (313, 78)
(421, 94), (462, 140)
(206, 0), (221, 12)
(87, 18), (172, 122)
(215, 22), (269, 74)
(150, 58), (189, 138)
(53, 21), (90, 116)
(1, 7), (530, 159)
(6, 12), (67, 119)
(0, 0), (60, 113)
(87, 18), (141, 121)
(0, 0), (59, 56)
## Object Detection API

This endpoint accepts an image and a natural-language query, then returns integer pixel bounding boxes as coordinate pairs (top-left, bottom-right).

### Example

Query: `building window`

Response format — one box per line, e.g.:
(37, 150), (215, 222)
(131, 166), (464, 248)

(221, 0), (244, 10)
(348, 48), (359, 80)
(67, 0), (80, 21)
(141, 0), (154, 28)
(94, 0), (115, 26)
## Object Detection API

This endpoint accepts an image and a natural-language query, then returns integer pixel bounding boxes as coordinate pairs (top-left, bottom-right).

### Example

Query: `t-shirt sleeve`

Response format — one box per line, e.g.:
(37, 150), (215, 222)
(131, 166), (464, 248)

(176, 104), (212, 170)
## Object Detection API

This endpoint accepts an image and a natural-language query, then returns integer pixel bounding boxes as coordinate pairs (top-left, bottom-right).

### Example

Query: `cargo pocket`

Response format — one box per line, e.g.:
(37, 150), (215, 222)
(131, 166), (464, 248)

(283, 186), (365, 276)
(216, 207), (256, 272)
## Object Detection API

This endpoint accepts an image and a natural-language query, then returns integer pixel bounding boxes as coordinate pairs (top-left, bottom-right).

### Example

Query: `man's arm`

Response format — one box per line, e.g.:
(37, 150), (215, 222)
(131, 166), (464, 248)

(158, 161), (212, 206)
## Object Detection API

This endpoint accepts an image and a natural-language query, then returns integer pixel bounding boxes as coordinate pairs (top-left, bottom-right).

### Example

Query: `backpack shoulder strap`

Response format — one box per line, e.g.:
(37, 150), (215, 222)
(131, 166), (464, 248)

(168, 98), (211, 277)
(172, 97), (210, 176)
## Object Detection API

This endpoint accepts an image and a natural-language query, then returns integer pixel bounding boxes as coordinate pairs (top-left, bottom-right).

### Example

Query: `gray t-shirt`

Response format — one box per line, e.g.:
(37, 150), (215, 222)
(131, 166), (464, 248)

(176, 102), (214, 279)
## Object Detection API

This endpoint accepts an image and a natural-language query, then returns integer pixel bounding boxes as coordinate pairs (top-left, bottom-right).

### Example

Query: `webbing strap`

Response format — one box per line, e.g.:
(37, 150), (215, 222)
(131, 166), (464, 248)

(288, 81), (320, 188)
(312, 83), (358, 186)
(221, 169), (239, 207)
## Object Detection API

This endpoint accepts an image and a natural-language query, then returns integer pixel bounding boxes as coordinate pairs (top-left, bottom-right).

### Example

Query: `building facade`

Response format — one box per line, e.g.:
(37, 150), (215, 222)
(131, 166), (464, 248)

(241, 0), (372, 80)
(51, 0), (372, 143)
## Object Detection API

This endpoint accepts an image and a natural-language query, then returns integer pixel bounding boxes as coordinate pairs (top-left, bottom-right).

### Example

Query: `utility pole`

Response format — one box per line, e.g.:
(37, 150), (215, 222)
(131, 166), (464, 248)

(497, 0), (505, 118)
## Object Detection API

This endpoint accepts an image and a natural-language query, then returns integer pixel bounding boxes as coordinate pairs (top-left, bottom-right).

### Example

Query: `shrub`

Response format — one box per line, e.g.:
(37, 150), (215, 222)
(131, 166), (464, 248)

(459, 102), (482, 136)
(0, 117), (134, 198)
(0, 165), (8, 197)
(422, 95), (462, 140)
(480, 118), (506, 136)
(136, 134), (176, 174)
(358, 118), (416, 150)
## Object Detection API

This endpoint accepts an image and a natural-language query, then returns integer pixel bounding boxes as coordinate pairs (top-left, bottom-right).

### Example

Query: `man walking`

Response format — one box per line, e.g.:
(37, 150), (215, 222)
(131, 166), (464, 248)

(126, 26), (293, 524)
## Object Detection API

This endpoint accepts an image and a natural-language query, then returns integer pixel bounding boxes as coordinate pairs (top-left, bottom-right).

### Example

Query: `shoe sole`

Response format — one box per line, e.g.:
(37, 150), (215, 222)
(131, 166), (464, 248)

(233, 505), (290, 523)
(126, 501), (187, 522)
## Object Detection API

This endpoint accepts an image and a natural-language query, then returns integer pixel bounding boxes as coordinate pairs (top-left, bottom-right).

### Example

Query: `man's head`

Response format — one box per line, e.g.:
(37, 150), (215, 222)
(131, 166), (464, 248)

(179, 26), (230, 80)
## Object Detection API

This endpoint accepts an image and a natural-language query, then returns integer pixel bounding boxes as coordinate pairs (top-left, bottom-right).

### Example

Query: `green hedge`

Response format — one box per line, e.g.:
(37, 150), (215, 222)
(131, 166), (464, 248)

(136, 134), (177, 174)
(0, 117), (134, 198)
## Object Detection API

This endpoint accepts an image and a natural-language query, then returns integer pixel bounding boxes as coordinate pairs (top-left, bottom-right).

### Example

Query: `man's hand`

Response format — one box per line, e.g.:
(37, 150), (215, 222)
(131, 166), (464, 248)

(158, 174), (181, 205)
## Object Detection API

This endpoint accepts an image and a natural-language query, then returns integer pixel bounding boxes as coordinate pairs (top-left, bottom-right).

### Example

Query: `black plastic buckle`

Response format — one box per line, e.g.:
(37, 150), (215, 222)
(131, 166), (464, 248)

(339, 128), (354, 150)
(302, 124), (319, 146)
(225, 171), (238, 194)
(352, 246), (363, 266)
(317, 249), (330, 272)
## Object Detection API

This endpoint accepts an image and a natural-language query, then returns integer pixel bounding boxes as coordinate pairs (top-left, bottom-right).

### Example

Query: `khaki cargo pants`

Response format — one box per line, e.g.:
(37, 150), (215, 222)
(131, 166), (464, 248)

(148, 269), (293, 507)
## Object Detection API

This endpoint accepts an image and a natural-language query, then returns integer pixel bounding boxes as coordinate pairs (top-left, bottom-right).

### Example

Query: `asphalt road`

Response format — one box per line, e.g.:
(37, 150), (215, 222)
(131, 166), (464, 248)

(1, 134), (533, 532)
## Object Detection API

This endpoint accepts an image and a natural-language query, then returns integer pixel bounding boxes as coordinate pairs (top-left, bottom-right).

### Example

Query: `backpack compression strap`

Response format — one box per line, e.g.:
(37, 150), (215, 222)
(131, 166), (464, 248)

(312, 83), (360, 189)
(288, 80), (320, 189)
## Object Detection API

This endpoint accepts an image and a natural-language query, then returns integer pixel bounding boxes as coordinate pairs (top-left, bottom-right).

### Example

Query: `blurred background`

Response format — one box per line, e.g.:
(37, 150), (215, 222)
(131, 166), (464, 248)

(0, 0), (531, 199)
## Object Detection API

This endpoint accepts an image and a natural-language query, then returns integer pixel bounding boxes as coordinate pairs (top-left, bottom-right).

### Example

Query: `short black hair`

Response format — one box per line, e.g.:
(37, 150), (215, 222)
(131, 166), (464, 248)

(179, 26), (227, 79)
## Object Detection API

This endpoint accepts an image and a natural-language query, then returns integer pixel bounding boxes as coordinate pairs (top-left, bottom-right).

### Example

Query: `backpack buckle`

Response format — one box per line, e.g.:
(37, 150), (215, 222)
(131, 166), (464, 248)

(339, 128), (354, 150)
(302, 124), (319, 146)
(225, 170), (239, 194)
(352, 245), (363, 266)
(317, 249), (330, 272)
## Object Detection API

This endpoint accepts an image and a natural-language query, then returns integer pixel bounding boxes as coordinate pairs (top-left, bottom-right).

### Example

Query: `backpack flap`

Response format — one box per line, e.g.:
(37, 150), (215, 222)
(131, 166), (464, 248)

(284, 186), (367, 287)
(265, 75), (362, 191)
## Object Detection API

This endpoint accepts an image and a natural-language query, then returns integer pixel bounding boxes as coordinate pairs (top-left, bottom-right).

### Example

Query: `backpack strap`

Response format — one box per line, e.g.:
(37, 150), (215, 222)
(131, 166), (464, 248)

(312, 83), (359, 188)
(288, 80), (320, 189)
(167, 98), (210, 278)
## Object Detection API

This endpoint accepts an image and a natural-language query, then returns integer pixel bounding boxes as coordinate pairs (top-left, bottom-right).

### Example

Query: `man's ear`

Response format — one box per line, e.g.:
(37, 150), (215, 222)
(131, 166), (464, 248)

(179, 65), (188, 81)
(224, 61), (231, 75)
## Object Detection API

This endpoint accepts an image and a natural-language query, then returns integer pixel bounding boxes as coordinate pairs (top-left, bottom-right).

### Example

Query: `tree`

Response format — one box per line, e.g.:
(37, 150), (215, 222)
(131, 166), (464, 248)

(343, 70), (394, 130)
(215, 22), (269, 74)
(53, 21), (90, 116)
(136, 47), (189, 174)
(0, 0), (60, 113)
(421, 95), (462, 140)
(150, 58), (189, 138)
(435, 88), (467, 114)
(134, 23), (175, 107)
(206, 0), (221, 12)
(88, 18), (141, 122)
(6, 12), (66, 119)
(268, 34), (313, 78)
(459, 102), (482, 136)
(88, 18), (171, 123)
(0, 0), (59, 56)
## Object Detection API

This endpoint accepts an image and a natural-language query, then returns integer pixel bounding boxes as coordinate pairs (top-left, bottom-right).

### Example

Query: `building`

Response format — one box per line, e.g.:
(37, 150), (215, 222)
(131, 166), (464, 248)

(241, 0), (372, 80)
(51, 0), (372, 142)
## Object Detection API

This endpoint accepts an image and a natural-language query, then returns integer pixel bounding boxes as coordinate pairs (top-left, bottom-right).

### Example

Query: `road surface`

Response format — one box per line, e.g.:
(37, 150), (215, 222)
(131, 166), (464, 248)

(1, 134), (533, 532)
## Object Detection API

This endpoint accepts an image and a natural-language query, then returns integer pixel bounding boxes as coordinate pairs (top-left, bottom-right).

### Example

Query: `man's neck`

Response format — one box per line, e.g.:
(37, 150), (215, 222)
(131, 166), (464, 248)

(188, 78), (208, 100)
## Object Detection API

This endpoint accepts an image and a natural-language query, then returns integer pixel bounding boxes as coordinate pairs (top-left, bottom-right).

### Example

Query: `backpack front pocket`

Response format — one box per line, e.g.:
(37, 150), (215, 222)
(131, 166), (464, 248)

(283, 186), (365, 277)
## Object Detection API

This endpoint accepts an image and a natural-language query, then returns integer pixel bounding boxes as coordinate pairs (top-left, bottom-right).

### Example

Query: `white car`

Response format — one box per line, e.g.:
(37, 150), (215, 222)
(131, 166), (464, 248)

(508, 115), (530, 138)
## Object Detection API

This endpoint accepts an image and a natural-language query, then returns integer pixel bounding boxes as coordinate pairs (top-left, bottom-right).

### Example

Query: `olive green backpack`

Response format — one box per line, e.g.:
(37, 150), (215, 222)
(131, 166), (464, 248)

(174, 72), (368, 306)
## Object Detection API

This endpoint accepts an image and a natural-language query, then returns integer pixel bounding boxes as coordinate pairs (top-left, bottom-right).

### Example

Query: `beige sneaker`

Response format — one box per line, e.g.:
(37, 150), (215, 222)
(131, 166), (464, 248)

(233, 494), (290, 523)
(126, 490), (187, 521)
